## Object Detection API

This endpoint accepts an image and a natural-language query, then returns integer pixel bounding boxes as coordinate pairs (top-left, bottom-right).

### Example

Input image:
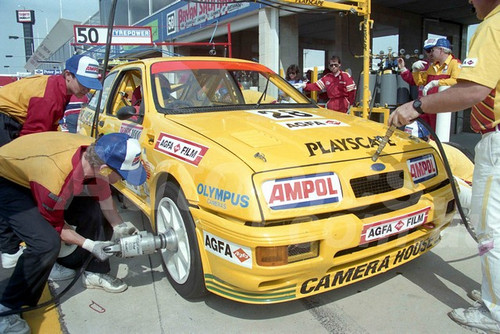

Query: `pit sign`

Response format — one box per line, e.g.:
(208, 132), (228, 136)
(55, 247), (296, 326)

(74, 25), (152, 45)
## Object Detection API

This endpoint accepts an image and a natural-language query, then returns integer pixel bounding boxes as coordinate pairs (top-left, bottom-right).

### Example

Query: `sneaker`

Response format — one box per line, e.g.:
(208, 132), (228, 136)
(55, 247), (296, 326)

(82, 272), (128, 293)
(0, 314), (30, 334)
(49, 263), (76, 281)
(449, 304), (500, 334)
(1, 247), (25, 269)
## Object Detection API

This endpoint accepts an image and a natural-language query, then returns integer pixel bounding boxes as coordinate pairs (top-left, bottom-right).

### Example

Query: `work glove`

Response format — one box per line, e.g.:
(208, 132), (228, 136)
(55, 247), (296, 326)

(82, 239), (115, 261)
(411, 60), (427, 72)
(422, 80), (439, 96)
(111, 221), (139, 242)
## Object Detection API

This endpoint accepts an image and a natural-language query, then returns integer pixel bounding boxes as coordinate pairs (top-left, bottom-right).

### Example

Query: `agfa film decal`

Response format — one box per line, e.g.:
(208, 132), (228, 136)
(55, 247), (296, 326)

(277, 119), (349, 130)
(154, 132), (208, 166)
(262, 172), (342, 210)
(204, 231), (252, 268)
(407, 154), (437, 184)
(360, 207), (430, 244)
(299, 235), (437, 295)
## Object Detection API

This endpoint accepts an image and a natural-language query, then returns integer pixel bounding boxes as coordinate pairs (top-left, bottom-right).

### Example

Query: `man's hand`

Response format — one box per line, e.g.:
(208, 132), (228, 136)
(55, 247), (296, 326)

(388, 101), (421, 128)
(111, 221), (139, 241)
(82, 239), (115, 261)
(412, 60), (427, 72)
(423, 80), (439, 96)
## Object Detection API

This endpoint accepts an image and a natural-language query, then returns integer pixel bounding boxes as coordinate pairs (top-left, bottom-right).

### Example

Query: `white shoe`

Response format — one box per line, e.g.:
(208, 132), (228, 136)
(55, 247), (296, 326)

(449, 304), (500, 334)
(1, 247), (25, 269)
(82, 272), (127, 293)
(49, 263), (76, 281)
(0, 314), (30, 334)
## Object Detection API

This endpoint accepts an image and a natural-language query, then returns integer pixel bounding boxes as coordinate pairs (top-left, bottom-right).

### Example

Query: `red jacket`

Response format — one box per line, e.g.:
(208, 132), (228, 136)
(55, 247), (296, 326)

(0, 75), (71, 136)
(304, 71), (356, 113)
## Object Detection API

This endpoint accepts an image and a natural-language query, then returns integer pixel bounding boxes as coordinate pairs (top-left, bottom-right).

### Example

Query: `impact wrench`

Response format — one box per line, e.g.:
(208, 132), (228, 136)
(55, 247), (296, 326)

(103, 229), (177, 257)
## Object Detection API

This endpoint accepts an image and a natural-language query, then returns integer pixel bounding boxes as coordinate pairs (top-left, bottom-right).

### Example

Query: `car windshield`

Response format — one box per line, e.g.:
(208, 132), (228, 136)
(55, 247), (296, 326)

(150, 60), (311, 114)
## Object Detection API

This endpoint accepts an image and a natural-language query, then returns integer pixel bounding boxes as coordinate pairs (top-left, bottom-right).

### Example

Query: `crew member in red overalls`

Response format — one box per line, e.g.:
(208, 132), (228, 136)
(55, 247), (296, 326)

(302, 56), (357, 113)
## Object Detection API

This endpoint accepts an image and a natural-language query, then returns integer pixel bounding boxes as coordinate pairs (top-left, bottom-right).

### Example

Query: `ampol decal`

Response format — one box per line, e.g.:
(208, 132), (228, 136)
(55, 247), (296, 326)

(262, 172), (342, 210)
(360, 207), (430, 244)
(407, 154), (437, 184)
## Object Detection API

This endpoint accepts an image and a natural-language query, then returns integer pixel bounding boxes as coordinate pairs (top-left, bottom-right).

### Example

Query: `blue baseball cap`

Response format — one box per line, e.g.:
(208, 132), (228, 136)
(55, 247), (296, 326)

(65, 55), (103, 90)
(94, 133), (147, 186)
(423, 38), (451, 51)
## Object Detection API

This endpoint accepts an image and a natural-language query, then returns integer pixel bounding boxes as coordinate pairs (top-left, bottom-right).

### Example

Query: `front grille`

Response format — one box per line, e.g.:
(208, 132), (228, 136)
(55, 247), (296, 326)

(350, 171), (404, 198)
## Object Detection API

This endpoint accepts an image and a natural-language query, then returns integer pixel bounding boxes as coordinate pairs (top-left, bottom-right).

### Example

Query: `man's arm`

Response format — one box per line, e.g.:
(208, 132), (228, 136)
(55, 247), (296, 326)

(388, 80), (491, 127)
(99, 195), (123, 228)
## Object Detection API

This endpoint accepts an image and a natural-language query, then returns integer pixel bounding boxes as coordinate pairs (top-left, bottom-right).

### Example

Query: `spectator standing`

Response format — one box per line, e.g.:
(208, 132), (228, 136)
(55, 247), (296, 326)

(302, 56), (356, 113)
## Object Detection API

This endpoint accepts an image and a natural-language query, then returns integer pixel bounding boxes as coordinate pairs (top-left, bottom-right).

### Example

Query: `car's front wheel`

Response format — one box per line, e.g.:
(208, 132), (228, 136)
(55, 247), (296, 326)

(155, 181), (206, 299)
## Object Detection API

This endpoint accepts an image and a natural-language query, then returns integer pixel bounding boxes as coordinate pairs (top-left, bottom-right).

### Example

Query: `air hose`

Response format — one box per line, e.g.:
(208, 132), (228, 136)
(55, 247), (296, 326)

(414, 119), (478, 243)
(0, 255), (92, 316)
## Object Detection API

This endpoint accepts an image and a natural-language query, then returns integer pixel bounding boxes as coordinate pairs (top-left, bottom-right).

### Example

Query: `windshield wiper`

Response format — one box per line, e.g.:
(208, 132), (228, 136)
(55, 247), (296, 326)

(255, 76), (270, 108)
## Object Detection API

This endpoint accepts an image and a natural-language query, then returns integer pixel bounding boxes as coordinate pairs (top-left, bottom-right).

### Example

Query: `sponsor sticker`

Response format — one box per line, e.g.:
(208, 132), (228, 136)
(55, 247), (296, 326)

(120, 123), (143, 140)
(262, 172), (342, 210)
(204, 231), (252, 268)
(154, 133), (208, 166)
(247, 109), (322, 120)
(277, 119), (349, 130)
(407, 154), (437, 184)
(462, 58), (477, 67)
(299, 235), (437, 295)
(360, 207), (430, 244)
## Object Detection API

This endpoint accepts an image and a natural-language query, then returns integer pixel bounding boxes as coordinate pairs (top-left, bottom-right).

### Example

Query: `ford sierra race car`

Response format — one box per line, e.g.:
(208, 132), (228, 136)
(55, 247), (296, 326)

(77, 56), (456, 304)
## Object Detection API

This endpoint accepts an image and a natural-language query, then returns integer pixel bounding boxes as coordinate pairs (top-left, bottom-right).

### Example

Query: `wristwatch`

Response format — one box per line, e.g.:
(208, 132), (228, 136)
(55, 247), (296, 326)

(413, 98), (425, 115)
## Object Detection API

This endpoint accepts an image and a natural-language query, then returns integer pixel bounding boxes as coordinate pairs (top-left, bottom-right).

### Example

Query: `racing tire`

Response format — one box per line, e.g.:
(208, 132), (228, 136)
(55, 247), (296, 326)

(443, 141), (475, 163)
(155, 181), (207, 299)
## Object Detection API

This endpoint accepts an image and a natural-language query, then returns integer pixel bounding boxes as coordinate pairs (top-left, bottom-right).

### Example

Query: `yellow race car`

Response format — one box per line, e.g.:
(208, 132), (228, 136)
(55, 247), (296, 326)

(77, 57), (455, 304)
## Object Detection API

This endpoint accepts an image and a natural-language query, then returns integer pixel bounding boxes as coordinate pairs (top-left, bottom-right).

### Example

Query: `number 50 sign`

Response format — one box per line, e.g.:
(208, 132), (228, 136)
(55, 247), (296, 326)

(74, 25), (153, 45)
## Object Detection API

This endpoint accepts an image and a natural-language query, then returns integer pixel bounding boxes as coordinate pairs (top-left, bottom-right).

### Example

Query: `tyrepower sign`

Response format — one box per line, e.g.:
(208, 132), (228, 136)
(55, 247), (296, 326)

(74, 25), (152, 45)
(262, 172), (343, 210)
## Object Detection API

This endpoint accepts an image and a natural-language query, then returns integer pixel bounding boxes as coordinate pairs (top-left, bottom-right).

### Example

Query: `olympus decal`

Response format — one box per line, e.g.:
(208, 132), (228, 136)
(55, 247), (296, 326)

(262, 172), (342, 210)
(154, 133), (208, 166)
(197, 183), (250, 209)
(305, 137), (396, 156)
(204, 231), (252, 268)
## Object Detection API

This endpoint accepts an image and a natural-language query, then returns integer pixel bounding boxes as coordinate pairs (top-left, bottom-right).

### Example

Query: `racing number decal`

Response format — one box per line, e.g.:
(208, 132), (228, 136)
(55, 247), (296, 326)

(248, 109), (321, 120)
(76, 26), (99, 44)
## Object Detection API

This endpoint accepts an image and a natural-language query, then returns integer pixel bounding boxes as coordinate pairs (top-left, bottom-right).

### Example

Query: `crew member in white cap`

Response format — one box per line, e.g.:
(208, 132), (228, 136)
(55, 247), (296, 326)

(0, 54), (103, 269)
(397, 37), (461, 131)
(0, 132), (147, 333)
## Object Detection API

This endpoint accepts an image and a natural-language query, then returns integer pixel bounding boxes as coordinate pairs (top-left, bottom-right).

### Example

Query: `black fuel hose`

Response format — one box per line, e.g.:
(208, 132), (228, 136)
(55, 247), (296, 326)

(415, 118), (478, 243)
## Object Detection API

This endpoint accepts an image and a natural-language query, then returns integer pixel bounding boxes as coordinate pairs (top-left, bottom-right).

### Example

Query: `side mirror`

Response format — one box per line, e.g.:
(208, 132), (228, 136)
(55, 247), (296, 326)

(117, 106), (141, 120)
